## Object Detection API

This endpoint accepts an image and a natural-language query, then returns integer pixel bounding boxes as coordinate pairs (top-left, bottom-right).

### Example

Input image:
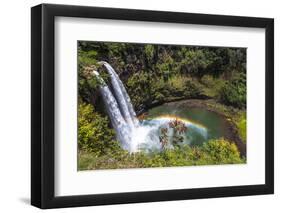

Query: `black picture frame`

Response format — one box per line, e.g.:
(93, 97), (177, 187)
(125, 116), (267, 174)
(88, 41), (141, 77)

(31, 3), (274, 209)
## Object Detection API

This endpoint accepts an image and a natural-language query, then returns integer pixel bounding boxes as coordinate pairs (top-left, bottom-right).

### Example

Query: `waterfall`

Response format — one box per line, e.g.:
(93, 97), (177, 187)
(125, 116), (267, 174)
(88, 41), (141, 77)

(92, 63), (208, 153)
(100, 61), (139, 128)
(92, 71), (132, 151)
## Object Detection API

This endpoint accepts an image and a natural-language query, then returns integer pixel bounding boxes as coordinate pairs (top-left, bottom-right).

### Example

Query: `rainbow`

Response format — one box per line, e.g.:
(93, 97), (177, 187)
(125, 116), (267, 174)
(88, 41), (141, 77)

(147, 114), (207, 130)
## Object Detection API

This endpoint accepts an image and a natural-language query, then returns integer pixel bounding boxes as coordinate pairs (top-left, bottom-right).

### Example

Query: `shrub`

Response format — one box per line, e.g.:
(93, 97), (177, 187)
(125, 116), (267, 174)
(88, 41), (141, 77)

(237, 113), (246, 143)
(78, 102), (121, 156)
(183, 79), (204, 98)
(154, 92), (165, 102)
(201, 138), (243, 164)
(219, 73), (246, 108)
(199, 75), (227, 98)
(201, 75), (216, 87)
(126, 72), (152, 108)
(78, 138), (244, 170)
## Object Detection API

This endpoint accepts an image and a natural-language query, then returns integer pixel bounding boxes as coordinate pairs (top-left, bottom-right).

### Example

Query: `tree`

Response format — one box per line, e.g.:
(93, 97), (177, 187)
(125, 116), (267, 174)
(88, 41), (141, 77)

(78, 103), (120, 156)
(219, 72), (246, 108)
(202, 139), (243, 164)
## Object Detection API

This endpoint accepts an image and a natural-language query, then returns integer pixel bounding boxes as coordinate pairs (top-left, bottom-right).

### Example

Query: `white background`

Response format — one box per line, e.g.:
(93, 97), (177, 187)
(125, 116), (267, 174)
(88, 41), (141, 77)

(0, 0), (279, 212)
(55, 18), (265, 196)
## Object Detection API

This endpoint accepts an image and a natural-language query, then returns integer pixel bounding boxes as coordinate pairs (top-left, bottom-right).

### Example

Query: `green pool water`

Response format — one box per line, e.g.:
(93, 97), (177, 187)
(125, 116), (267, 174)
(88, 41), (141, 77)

(146, 104), (229, 146)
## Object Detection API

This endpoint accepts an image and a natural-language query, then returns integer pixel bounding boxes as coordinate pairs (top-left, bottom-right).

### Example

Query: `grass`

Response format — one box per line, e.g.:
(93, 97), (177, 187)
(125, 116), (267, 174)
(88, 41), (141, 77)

(200, 75), (225, 98)
(168, 75), (191, 89)
(236, 113), (246, 143)
(78, 152), (98, 170)
(78, 139), (245, 170)
(205, 100), (246, 143)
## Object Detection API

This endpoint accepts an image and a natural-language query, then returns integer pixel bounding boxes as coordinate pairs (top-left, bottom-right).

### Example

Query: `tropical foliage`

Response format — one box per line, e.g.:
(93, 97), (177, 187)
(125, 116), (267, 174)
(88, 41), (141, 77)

(79, 139), (244, 170)
(77, 41), (247, 170)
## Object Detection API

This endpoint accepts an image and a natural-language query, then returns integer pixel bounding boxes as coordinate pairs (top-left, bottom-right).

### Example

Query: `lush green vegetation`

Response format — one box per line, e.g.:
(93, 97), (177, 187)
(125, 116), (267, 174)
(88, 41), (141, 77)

(79, 138), (245, 170)
(78, 42), (246, 110)
(219, 73), (246, 108)
(78, 41), (247, 170)
(237, 113), (247, 143)
(78, 103), (120, 156)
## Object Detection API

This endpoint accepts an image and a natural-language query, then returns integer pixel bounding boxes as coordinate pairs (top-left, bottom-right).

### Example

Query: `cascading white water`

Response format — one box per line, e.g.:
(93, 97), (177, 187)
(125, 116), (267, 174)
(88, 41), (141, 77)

(100, 61), (139, 129)
(92, 63), (208, 153)
(92, 71), (132, 150)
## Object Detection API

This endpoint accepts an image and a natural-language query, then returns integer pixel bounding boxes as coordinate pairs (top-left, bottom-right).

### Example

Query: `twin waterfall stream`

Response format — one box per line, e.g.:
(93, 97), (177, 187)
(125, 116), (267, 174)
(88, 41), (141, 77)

(93, 62), (208, 153)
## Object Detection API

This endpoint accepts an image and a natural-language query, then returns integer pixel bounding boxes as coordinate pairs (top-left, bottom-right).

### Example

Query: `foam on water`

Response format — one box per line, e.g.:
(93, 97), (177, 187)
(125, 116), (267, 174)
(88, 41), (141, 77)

(93, 62), (208, 153)
(130, 116), (208, 152)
